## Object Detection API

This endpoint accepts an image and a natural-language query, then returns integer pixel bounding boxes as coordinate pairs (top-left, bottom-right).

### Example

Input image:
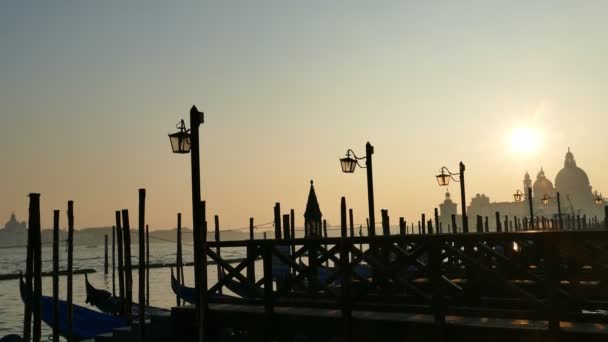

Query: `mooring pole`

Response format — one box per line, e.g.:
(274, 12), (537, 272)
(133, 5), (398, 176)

(175, 213), (182, 306)
(214, 215), (222, 295)
(176, 213), (183, 306)
(112, 226), (116, 296)
(23, 195), (35, 342)
(52, 210), (60, 342)
(66, 201), (74, 342)
(115, 211), (125, 315)
(31, 194), (42, 342)
(122, 209), (133, 323)
(104, 234), (109, 274)
(138, 189), (146, 341)
(146, 224), (150, 307)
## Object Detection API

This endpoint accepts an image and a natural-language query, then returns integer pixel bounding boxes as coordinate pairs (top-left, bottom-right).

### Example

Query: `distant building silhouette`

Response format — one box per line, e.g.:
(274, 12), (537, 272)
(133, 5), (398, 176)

(439, 148), (604, 230)
(304, 180), (322, 238)
(3, 212), (26, 231)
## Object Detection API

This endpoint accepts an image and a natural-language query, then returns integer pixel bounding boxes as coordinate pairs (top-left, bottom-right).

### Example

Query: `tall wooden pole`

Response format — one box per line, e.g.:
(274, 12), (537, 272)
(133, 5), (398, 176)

(112, 226), (116, 297)
(146, 224), (150, 307)
(66, 201), (74, 342)
(138, 189), (146, 341)
(52, 210), (60, 342)
(274, 203), (282, 240)
(115, 211), (125, 315)
(104, 235), (109, 274)
(247, 217), (255, 283)
(459, 162), (468, 233)
(176, 213), (183, 306)
(214, 215), (222, 295)
(349, 209), (355, 238)
(23, 194), (35, 342)
(31, 194), (42, 342)
(249, 217), (254, 240)
(528, 187), (534, 229)
(365, 142), (376, 237)
(557, 192), (563, 230)
(434, 208), (440, 234)
(199, 200), (208, 342)
(122, 209), (133, 323)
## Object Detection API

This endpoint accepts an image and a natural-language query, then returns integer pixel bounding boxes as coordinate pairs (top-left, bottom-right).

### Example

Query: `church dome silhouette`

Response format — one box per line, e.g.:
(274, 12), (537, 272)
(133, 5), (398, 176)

(533, 168), (554, 198)
(555, 148), (591, 200)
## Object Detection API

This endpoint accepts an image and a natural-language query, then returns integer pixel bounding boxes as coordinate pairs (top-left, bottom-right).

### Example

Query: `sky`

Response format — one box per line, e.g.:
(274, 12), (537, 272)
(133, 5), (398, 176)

(1, 1), (607, 232)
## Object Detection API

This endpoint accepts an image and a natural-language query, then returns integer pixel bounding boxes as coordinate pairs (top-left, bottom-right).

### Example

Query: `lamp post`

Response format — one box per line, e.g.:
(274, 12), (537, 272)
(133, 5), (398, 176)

(340, 142), (376, 236)
(169, 105), (206, 342)
(436, 162), (468, 233)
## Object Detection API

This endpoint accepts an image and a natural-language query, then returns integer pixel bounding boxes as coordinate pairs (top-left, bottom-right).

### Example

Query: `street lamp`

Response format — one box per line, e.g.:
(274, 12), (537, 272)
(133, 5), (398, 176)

(513, 190), (524, 202)
(169, 105), (206, 342)
(541, 194), (551, 206)
(339, 142), (376, 237)
(435, 162), (468, 233)
(168, 120), (191, 154)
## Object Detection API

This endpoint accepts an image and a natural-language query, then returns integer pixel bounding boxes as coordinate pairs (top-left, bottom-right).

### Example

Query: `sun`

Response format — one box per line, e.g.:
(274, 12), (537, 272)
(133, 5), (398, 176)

(510, 127), (541, 155)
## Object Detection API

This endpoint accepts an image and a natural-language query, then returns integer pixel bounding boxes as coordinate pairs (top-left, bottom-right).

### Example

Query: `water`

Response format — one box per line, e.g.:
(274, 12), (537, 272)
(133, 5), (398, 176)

(0, 240), (241, 339)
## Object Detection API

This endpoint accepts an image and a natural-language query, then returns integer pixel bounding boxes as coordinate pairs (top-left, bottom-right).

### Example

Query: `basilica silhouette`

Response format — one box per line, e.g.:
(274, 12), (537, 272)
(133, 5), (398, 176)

(439, 148), (604, 230)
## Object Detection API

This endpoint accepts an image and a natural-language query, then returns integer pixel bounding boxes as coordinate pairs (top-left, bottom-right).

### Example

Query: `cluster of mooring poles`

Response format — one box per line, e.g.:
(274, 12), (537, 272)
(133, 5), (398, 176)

(22, 196), (75, 342)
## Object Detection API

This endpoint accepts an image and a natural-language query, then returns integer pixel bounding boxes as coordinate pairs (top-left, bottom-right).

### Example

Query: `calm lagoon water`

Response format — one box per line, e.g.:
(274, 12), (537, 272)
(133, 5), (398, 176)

(0, 240), (244, 339)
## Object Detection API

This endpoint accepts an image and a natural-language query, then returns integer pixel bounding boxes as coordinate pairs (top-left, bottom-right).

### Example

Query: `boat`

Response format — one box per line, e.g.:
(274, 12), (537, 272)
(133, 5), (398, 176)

(19, 274), (128, 341)
(170, 268), (197, 304)
(170, 268), (260, 304)
(84, 275), (122, 316)
(84, 275), (168, 318)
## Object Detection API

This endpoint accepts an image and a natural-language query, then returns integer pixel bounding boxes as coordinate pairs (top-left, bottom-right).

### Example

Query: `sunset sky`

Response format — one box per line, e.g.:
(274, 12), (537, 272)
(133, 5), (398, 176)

(2, 1), (607, 231)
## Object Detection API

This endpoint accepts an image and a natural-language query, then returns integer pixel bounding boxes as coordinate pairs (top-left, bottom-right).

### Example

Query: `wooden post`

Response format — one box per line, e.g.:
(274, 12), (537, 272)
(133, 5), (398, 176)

(557, 192), (563, 230)
(31, 194), (42, 342)
(214, 215), (222, 295)
(176, 213), (183, 306)
(427, 219), (433, 235)
(104, 234), (109, 274)
(451, 214), (457, 234)
(112, 226), (116, 297)
(381, 209), (390, 236)
(421, 214), (426, 234)
(495, 212), (501, 232)
(247, 217), (255, 283)
(476, 215), (482, 233)
(484, 216), (489, 232)
(290, 208), (296, 240)
(66, 201), (74, 342)
(23, 194), (35, 342)
(122, 209), (133, 323)
(274, 203), (282, 240)
(323, 219), (328, 267)
(605, 206), (608, 229)
(399, 217), (406, 236)
(146, 224), (150, 307)
(349, 209), (355, 238)
(339, 197), (352, 341)
(115, 211), (125, 315)
(52, 210), (60, 342)
(283, 214), (291, 275)
(138, 189), (146, 342)
(434, 208), (440, 234)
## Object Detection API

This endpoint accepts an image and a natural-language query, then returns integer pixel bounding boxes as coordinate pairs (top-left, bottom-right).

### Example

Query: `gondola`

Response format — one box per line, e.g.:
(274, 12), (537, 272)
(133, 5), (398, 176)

(84, 275), (168, 318)
(170, 268), (260, 303)
(19, 274), (128, 341)
(84, 274), (121, 315)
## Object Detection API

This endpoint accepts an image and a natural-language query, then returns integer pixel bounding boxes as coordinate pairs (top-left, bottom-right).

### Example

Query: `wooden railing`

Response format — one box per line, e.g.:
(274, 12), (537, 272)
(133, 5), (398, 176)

(205, 230), (608, 334)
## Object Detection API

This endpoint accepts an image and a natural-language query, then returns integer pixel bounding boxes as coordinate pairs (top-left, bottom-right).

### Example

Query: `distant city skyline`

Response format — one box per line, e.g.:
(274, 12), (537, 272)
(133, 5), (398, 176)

(2, 1), (607, 230)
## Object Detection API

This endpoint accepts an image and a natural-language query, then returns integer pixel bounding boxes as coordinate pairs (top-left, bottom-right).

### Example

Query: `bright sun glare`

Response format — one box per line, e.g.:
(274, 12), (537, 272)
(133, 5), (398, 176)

(511, 127), (541, 155)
